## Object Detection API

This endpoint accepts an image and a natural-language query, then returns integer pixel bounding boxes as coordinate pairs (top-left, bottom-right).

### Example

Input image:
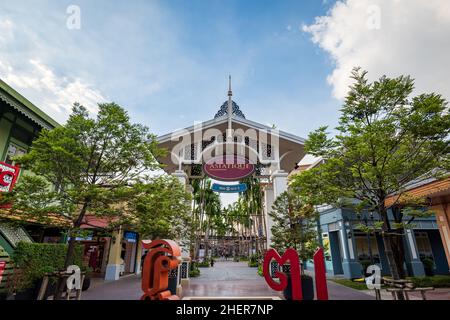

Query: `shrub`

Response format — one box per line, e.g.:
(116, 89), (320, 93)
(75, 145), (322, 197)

(189, 261), (200, 277)
(257, 264), (263, 277)
(197, 259), (211, 268)
(408, 275), (450, 288)
(420, 257), (435, 276)
(248, 253), (260, 267)
(330, 279), (372, 290)
(189, 268), (200, 277)
(9, 242), (84, 293)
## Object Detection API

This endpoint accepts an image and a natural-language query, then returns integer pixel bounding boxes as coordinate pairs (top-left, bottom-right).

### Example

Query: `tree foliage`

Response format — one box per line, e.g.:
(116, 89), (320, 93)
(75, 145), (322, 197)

(3, 102), (176, 298)
(118, 175), (192, 245)
(291, 68), (450, 279)
(269, 189), (319, 262)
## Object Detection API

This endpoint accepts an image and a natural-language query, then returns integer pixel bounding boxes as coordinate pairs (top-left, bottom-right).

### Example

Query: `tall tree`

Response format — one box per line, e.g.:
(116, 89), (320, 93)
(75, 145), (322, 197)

(5, 102), (165, 298)
(240, 177), (264, 254)
(269, 189), (320, 263)
(118, 175), (192, 244)
(291, 69), (450, 282)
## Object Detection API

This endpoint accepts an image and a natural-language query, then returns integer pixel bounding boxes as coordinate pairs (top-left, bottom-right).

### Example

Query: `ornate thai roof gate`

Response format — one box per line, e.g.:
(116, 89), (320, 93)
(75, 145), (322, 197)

(156, 77), (306, 252)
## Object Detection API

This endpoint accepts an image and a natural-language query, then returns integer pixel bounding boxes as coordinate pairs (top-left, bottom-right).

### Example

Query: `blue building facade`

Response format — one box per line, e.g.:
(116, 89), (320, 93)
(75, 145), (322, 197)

(308, 205), (449, 279)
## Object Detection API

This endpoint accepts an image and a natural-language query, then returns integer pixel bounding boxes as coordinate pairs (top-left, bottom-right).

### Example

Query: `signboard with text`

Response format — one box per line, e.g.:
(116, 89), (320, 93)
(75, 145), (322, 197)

(0, 161), (20, 192)
(212, 183), (247, 193)
(203, 155), (255, 181)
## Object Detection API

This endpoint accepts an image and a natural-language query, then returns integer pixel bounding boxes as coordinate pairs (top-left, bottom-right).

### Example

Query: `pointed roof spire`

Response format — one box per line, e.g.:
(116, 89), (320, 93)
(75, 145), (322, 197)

(228, 75), (232, 97)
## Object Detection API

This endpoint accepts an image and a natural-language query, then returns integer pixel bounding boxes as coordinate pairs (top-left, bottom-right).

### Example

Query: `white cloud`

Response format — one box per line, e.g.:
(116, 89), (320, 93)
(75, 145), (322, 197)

(303, 0), (450, 101)
(0, 19), (14, 45)
(0, 16), (106, 123)
(0, 58), (106, 122)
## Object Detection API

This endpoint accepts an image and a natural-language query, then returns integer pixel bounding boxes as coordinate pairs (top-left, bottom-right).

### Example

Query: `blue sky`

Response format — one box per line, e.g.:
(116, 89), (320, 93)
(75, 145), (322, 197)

(0, 0), (340, 141)
(2, 0), (449, 207)
(2, 0), (448, 150)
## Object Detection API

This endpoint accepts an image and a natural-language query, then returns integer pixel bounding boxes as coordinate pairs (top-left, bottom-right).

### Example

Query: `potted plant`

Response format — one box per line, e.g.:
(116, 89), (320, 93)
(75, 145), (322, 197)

(248, 254), (259, 267)
(189, 261), (200, 277)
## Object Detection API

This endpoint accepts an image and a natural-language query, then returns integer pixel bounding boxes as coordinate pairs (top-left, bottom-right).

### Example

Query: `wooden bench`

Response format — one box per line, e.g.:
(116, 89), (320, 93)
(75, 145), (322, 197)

(383, 277), (434, 300)
(37, 271), (86, 300)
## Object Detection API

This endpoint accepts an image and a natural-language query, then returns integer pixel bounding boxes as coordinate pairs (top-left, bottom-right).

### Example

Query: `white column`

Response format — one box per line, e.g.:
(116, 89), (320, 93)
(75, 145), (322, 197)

(264, 185), (275, 249)
(172, 170), (192, 260)
(271, 170), (288, 197)
(105, 228), (123, 281)
(265, 170), (289, 249)
(173, 170), (188, 187)
(135, 239), (143, 275)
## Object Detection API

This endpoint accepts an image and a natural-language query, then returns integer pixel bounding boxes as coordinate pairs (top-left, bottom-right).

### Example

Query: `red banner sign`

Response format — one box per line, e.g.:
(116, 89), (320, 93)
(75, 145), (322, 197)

(203, 155), (255, 181)
(0, 161), (20, 192)
(0, 261), (6, 282)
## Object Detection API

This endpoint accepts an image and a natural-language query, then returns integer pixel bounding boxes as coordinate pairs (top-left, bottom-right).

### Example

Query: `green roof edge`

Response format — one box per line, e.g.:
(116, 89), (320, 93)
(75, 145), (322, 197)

(0, 79), (60, 128)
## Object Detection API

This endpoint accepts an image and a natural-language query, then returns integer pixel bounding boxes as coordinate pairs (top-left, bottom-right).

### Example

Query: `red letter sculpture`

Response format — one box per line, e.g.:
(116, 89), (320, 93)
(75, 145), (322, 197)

(313, 247), (329, 300)
(263, 248), (303, 300)
(263, 247), (329, 300)
(141, 239), (181, 300)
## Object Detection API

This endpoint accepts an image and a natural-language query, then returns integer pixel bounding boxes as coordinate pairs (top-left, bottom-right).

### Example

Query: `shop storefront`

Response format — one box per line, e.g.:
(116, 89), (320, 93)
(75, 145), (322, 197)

(309, 207), (449, 279)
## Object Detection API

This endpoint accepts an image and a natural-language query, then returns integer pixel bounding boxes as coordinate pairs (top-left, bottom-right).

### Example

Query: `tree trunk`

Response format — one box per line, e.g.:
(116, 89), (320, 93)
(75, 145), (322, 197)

(54, 200), (90, 300)
(204, 226), (210, 261)
(391, 231), (406, 279)
(190, 195), (197, 258)
(380, 208), (406, 300)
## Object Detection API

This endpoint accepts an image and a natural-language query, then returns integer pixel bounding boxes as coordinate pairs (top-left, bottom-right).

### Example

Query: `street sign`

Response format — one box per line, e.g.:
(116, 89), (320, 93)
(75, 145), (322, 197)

(124, 231), (138, 243)
(211, 183), (247, 193)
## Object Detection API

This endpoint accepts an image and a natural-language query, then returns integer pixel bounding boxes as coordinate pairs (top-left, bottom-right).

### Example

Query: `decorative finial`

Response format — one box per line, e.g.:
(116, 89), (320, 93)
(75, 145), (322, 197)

(228, 75), (232, 97)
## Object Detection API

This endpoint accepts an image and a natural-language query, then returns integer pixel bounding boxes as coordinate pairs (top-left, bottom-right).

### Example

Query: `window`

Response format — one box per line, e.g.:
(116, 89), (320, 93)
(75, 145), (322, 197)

(415, 231), (433, 257)
(4, 142), (27, 165)
(354, 233), (380, 263)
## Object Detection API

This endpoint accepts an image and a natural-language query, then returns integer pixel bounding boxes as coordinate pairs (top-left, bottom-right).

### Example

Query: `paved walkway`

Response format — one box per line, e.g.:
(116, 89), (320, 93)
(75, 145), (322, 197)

(81, 261), (373, 300)
(183, 261), (282, 298)
(81, 275), (142, 300)
(361, 288), (450, 300)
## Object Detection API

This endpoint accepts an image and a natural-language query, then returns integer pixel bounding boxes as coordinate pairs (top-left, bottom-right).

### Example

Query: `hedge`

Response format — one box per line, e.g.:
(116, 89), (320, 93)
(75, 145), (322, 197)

(9, 242), (84, 292)
(408, 275), (450, 288)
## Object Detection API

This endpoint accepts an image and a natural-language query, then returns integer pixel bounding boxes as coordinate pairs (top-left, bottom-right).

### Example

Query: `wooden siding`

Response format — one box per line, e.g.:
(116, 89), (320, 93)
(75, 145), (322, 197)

(385, 178), (450, 207)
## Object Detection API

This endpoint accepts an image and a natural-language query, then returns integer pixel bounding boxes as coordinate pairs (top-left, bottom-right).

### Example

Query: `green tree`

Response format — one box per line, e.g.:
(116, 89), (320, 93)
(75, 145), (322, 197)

(240, 177), (264, 255)
(291, 68), (450, 281)
(5, 102), (165, 298)
(269, 189), (319, 263)
(118, 175), (192, 244)
(190, 178), (222, 260)
(201, 180), (221, 259)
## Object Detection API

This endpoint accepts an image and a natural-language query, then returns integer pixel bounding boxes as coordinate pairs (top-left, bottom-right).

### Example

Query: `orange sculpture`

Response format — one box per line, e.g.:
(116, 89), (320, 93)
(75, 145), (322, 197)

(141, 239), (181, 300)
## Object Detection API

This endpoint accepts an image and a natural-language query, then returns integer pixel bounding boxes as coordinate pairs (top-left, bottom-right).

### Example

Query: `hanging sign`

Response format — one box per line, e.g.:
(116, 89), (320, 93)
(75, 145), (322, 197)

(212, 183), (247, 193)
(124, 231), (138, 243)
(0, 161), (20, 192)
(203, 155), (254, 181)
